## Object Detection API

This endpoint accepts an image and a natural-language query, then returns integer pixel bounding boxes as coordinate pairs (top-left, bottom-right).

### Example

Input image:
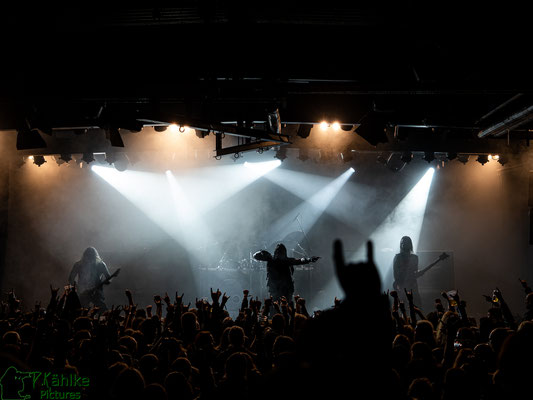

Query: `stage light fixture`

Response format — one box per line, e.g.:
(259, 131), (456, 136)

(179, 125), (187, 133)
(113, 153), (130, 172)
(497, 155), (508, 166)
(296, 124), (312, 139)
(386, 153), (406, 172)
(457, 154), (469, 164)
(33, 155), (46, 167)
(196, 129), (209, 138)
(331, 122), (341, 131)
(400, 151), (413, 163)
(320, 121), (328, 130)
(59, 154), (72, 163)
(82, 153), (95, 164)
(105, 152), (116, 165)
(341, 124), (354, 132)
(275, 146), (287, 161)
(446, 152), (457, 160)
(169, 124), (179, 133)
(477, 154), (489, 165)
(154, 126), (167, 132)
(492, 154), (500, 161)
(423, 152), (435, 163)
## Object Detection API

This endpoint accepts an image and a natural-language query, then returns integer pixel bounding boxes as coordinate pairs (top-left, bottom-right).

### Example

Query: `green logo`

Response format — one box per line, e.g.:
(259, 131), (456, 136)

(0, 367), (89, 400)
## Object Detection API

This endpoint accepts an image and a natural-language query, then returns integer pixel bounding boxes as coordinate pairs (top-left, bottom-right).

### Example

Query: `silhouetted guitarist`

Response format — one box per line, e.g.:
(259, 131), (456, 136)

(393, 236), (449, 306)
(69, 247), (118, 311)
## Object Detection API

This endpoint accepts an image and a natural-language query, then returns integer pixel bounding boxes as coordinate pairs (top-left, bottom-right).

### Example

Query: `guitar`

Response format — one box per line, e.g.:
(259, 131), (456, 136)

(414, 252), (450, 279)
(79, 268), (121, 298)
(393, 252), (449, 290)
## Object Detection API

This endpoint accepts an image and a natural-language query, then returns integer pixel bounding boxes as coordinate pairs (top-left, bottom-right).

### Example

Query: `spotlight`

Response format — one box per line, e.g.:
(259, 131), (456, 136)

(105, 152), (116, 165)
(154, 126), (167, 133)
(492, 154), (500, 161)
(320, 121), (328, 130)
(341, 124), (354, 132)
(179, 125), (187, 133)
(275, 146), (287, 161)
(331, 122), (341, 131)
(400, 151), (413, 163)
(423, 152), (435, 163)
(82, 153), (95, 164)
(457, 154), (469, 164)
(386, 153), (406, 172)
(477, 154), (489, 165)
(60, 153), (72, 163)
(498, 155), (508, 166)
(169, 124), (179, 133)
(298, 148), (309, 162)
(296, 124), (312, 139)
(33, 155), (46, 167)
(232, 152), (241, 160)
(94, 153), (107, 164)
(113, 153), (130, 172)
(196, 129), (209, 138)
(446, 152), (457, 161)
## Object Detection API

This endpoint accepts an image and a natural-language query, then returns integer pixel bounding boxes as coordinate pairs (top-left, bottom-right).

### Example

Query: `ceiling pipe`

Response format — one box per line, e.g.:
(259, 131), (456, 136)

(478, 104), (533, 138)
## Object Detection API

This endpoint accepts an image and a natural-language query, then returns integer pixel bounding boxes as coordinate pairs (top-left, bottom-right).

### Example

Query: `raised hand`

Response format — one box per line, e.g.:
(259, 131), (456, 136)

(221, 292), (230, 307)
(404, 288), (414, 304)
(154, 295), (162, 305)
(211, 288), (222, 303)
(333, 239), (380, 300)
(175, 292), (184, 306)
(273, 300), (281, 313)
(125, 289), (133, 304)
(50, 284), (60, 299)
(163, 292), (171, 305)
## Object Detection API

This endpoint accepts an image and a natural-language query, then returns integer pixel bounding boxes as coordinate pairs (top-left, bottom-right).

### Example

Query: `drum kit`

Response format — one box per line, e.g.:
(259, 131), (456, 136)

(194, 231), (315, 272)
(194, 232), (317, 313)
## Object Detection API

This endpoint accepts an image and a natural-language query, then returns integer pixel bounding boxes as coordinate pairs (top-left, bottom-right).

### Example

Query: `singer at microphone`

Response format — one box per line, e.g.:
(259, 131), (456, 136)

(253, 242), (320, 302)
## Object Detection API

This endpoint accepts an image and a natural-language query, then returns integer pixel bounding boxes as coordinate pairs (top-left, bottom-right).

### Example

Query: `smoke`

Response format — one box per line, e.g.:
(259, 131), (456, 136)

(1, 128), (532, 320)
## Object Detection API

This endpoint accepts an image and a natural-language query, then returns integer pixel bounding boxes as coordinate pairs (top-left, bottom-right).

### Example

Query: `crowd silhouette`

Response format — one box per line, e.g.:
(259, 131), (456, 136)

(1, 238), (532, 399)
